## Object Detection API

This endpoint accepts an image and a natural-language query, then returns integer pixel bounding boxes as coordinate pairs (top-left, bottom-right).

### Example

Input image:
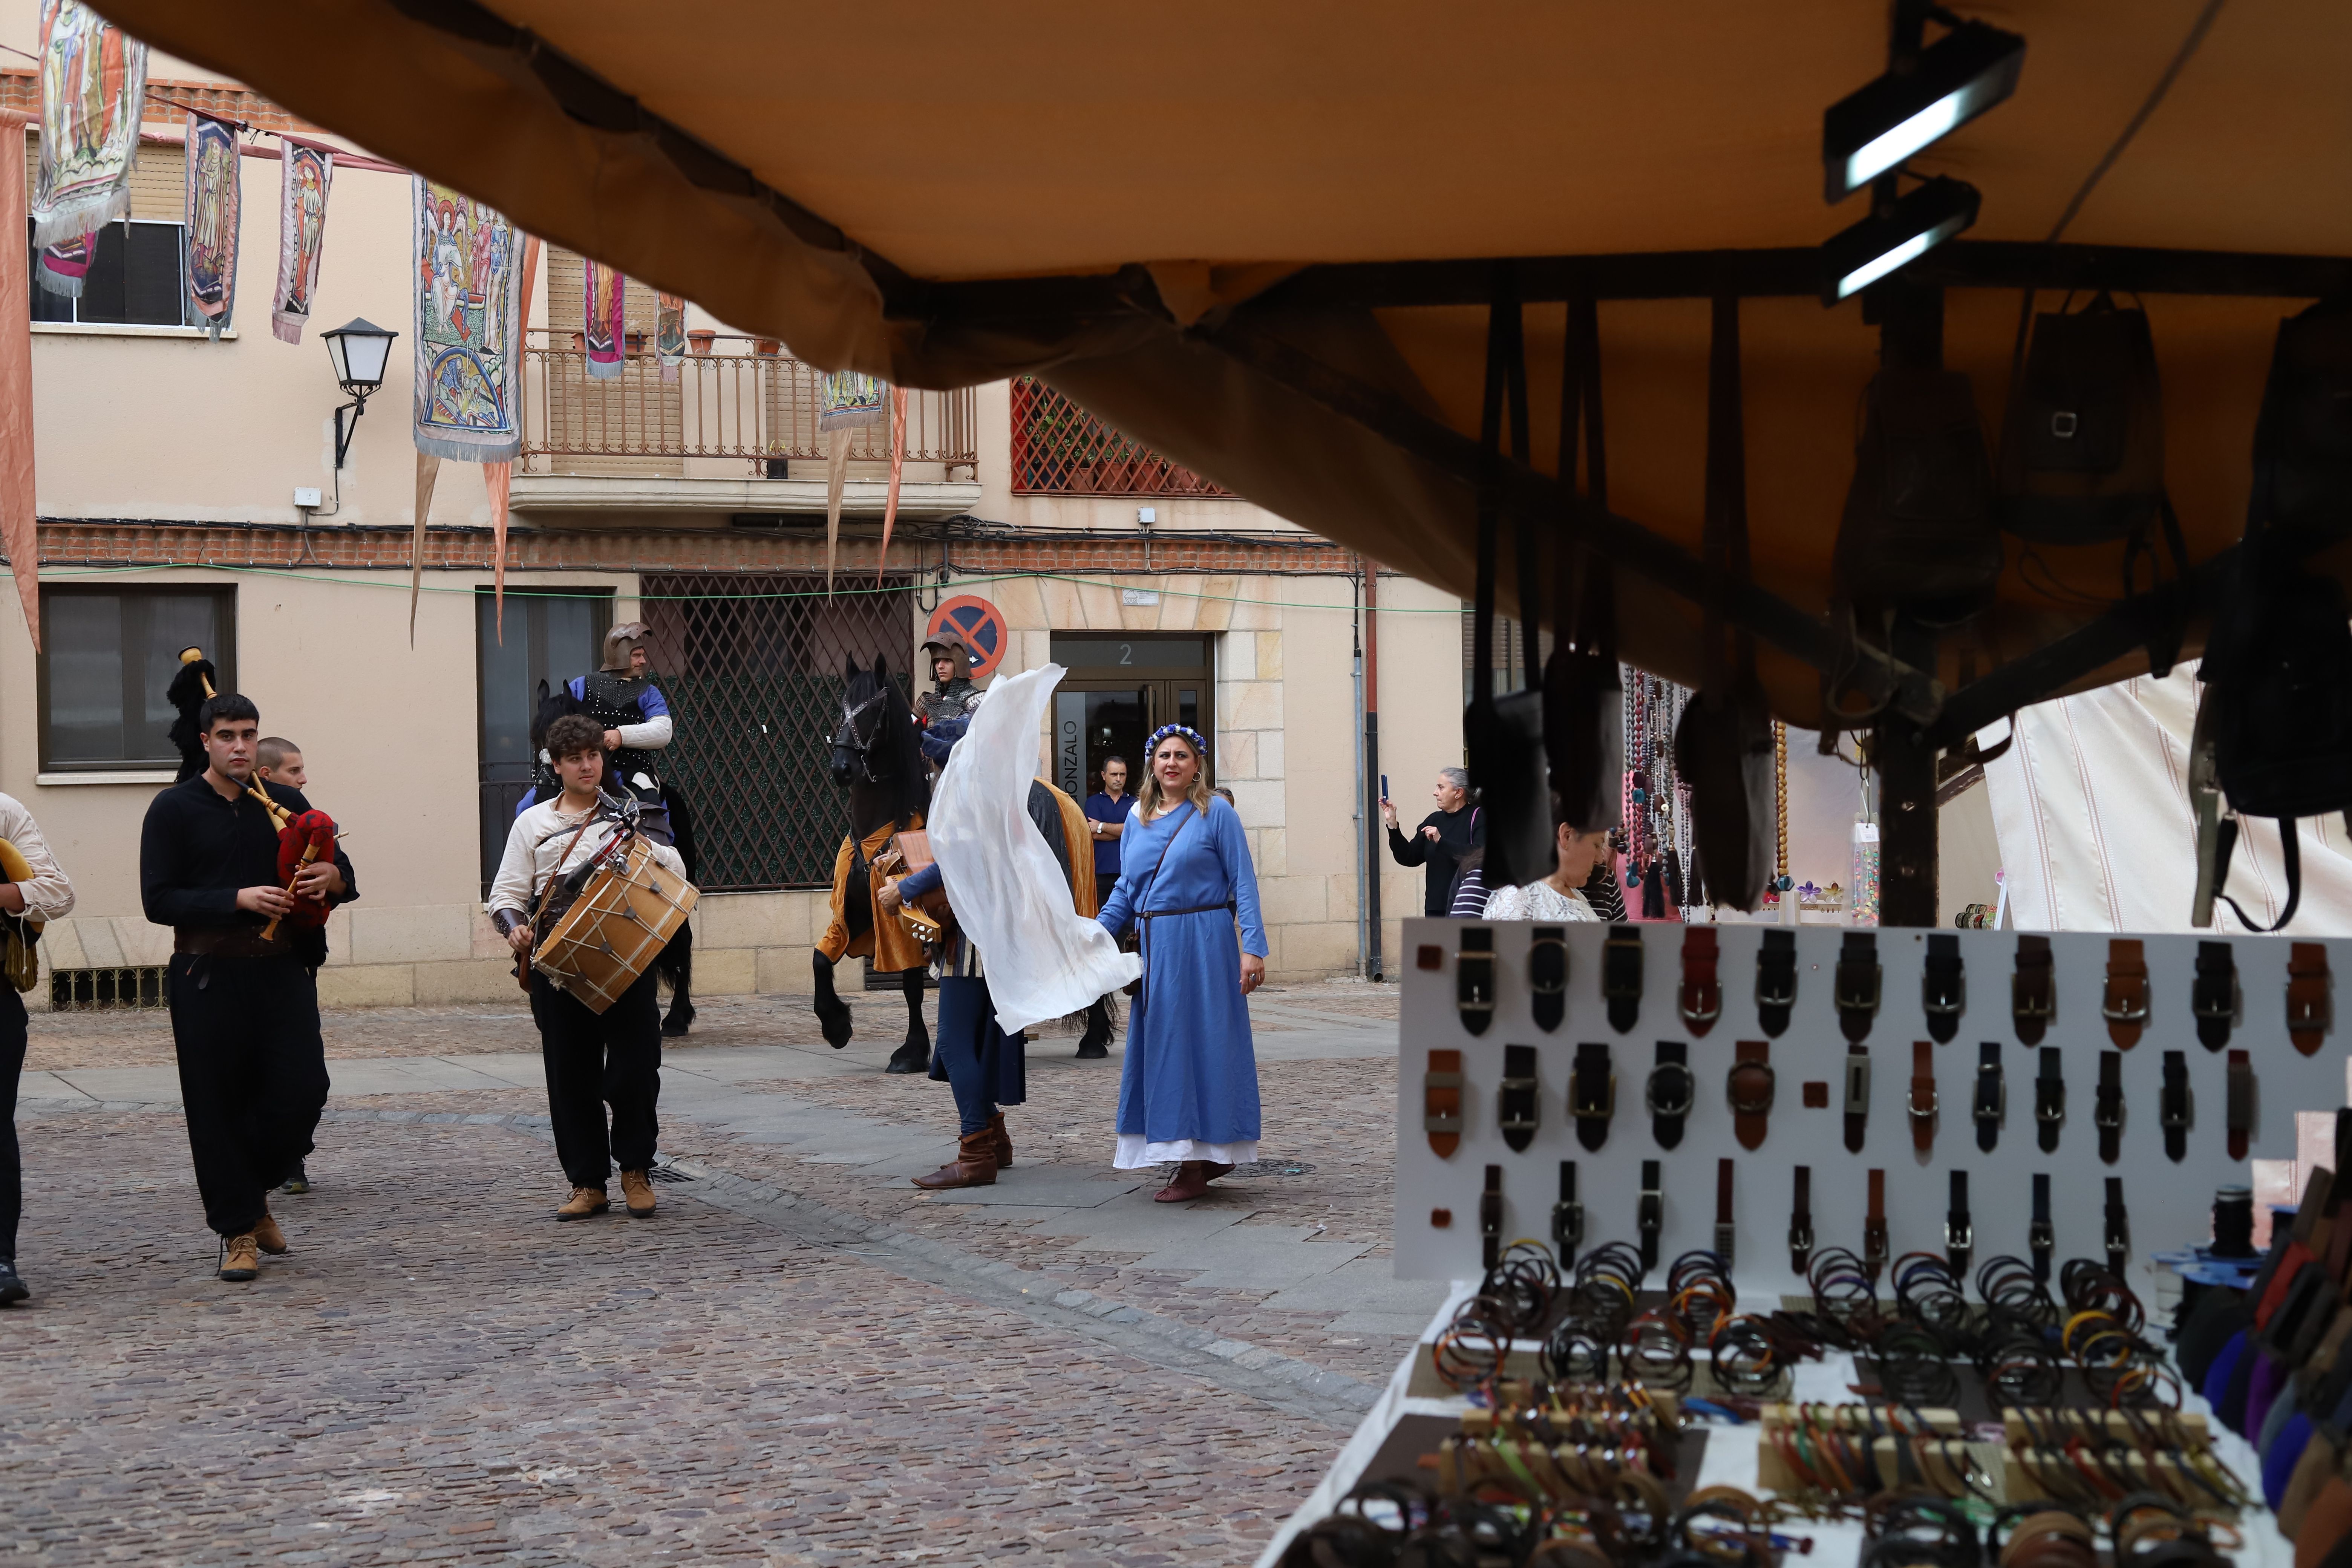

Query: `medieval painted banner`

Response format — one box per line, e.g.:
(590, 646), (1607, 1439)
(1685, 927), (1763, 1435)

(31, 0), (148, 248)
(411, 178), (523, 463)
(33, 236), (90, 298)
(182, 112), (239, 339)
(655, 292), (686, 382)
(583, 257), (625, 379)
(818, 369), (888, 430)
(271, 135), (335, 344)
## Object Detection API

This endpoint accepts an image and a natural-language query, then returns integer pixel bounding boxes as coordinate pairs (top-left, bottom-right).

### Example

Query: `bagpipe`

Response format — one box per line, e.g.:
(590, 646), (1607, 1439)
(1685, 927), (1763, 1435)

(173, 648), (340, 938)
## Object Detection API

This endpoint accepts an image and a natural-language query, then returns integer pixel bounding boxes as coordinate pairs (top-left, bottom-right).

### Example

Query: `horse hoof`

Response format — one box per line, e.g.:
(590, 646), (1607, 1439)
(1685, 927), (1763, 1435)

(662, 1017), (692, 1038)
(885, 1043), (929, 1075)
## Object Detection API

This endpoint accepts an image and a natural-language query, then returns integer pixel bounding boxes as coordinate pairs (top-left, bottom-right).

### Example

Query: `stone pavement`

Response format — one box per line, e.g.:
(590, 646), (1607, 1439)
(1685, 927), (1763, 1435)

(9, 981), (1439, 1565)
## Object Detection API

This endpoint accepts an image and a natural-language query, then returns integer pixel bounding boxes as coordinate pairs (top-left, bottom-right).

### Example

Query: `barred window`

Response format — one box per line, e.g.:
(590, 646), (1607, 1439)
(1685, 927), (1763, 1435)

(40, 586), (234, 770)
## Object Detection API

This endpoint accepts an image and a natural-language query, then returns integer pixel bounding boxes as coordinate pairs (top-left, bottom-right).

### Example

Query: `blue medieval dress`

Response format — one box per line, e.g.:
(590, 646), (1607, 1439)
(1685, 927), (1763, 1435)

(1097, 797), (1268, 1168)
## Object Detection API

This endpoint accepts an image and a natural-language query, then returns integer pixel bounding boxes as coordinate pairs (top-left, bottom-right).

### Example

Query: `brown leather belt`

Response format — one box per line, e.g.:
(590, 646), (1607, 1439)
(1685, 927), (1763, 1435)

(174, 926), (294, 959)
(2103, 938), (2149, 1049)
(1864, 1168), (1888, 1277)
(1908, 1039), (1938, 1153)
(1728, 1039), (1774, 1151)
(2290, 942), (2332, 1057)
(1423, 1050), (1464, 1159)
(1679, 927), (1721, 1035)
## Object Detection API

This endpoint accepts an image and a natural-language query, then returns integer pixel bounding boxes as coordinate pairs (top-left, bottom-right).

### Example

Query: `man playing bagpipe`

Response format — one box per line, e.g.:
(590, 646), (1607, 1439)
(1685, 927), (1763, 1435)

(139, 695), (355, 1283)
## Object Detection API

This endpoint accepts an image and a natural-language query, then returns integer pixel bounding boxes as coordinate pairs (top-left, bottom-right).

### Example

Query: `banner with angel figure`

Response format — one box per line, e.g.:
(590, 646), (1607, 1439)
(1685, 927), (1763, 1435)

(31, 0), (149, 248)
(271, 136), (334, 343)
(411, 178), (523, 463)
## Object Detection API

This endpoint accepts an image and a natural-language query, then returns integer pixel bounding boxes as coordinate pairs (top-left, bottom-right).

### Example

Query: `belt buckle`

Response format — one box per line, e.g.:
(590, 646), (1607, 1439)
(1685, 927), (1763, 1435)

(1713, 1222), (1737, 1265)
(2193, 987), (2236, 1021)
(1945, 1219), (1973, 1257)
(1499, 1074), (1539, 1135)
(2012, 991), (2055, 1020)
(1637, 1190), (1662, 1233)
(1553, 1200), (1585, 1252)
(1755, 983), (1796, 1009)
(2035, 1091), (2064, 1124)
(1836, 965), (1881, 1012)
(2101, 996), (2148, 1023)
(1974, 1074), (2004, 1124)
(1680, 986), (1721, 1025)
(2029, 1219), (2054, 1256)
(1645, 1063), (1695, 1118)
(1923, 983), (1964, 1016)
(2094, 1099), (2123, 1130)
(2291, 999), (2331, 1027)
(1909, 1087), (1939, 1121)
(1787, 1224), (1814, 1264)
(1528, 933), (1567, 997)
(2161, 1097), (2192, 1130)
(1730, 1063), (1776, 1116)
(1571, 1076), (1615, 1120)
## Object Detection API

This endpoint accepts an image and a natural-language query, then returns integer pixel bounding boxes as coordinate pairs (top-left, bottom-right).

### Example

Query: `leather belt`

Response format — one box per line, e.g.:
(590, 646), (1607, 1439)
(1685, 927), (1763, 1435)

(1714, 1158), (1737, 1267)
(2102, 938), (2148, 1049)
(1972, 1040), (2004, 1153)
(1755, 928), (1797, 1037)
(1922, 932), (1964, 1043)
(1458, 927), (1495, 1036)
(2029, 1172), (2054, 1281)
(1728, 1040), (1774, 1151)
(1908, 1039), (1938, 1153)
(1499, 1043), (1540, 1152)
(2104, 1176), (2129, 1275)
(1424, 1049), (1465, 1158)
(2228, 1048), (2253, 1161)
(1481, 1165), (1504, 1270)
(1864, 1168), (1889, 1279)
(173, 925), (294, 958)
(2096, 1050), (2124, 1164)
(1843, 1046), (1871, 1154)
(1646, 1041), (1694, 1149)
(2193, 940), (2237, 1050)
(2035, 1046), (2064, 1154)
(1945, 1170), (1972, 1275)
(1680, 928), (1721, 1035)
(1553, 1160), (1582, 1267)
(2289, 942), (2332, 1057)
(1571, 1043), (1615, 1152)
(2161, 1049), (2192, 1163)
(1790, 1165), (1814, 1274)
(2012, 934), (2055, 1045)
(1836, 932), (1880, 1042)
(1602, 925), (1643, 1033)
(1528, 925), (1568, 1033)
(1638, 1159), (1663, 1272)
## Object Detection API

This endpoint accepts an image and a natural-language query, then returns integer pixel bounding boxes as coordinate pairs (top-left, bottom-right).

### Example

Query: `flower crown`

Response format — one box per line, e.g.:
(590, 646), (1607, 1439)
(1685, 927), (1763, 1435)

(1145, 723), (1210, 758)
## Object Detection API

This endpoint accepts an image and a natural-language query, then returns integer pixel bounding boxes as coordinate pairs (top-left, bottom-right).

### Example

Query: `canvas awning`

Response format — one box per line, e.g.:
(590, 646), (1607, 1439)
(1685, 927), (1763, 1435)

(95, 0), (2352, 731)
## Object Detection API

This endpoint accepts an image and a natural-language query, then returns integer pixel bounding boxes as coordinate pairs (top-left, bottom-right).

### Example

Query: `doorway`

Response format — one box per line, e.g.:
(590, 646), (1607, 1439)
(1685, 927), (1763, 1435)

(475, 587), (612, 893)
(1047, 634), (1214, 802)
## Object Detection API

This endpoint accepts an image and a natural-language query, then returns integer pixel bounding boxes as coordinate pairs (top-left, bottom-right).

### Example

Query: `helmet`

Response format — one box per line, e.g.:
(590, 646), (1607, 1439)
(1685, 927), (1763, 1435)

(602, 621), (650, 673)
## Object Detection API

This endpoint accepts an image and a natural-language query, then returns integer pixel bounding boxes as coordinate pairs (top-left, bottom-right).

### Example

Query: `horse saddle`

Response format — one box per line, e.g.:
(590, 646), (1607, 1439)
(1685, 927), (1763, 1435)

(877, 830), (953, 941)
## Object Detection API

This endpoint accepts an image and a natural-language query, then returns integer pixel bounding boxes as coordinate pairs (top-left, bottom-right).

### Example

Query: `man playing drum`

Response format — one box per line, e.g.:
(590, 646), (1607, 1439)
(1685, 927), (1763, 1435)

(489, 714), (689, 1224)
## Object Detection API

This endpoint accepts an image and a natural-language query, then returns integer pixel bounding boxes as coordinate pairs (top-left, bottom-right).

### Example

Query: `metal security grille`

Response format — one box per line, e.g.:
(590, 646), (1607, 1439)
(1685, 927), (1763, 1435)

(640, 576), (915, 891)
(52, 966), (168, 1011)
(1009, 378), (1231, 496)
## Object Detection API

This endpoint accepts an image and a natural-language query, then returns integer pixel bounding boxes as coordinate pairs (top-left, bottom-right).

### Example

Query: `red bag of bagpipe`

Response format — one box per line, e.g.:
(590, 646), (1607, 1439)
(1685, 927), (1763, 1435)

(275, 809), (338, 927)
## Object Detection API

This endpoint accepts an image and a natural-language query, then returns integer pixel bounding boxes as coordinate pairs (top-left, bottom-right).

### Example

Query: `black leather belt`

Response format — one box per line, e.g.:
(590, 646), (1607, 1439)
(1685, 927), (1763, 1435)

(2035, 1046), (2064, 1154)
(2029, 1172), (2054, 1282)
(1499, 1043), (1540, 1152)
(1638, 1159), (1663, 1272)
(1972, 1041), (2004, 1153)
(1647, 1041), (1694, 1149)
(1843, 1045), (1870, 1154)
(1602, 925), (1643, 1033)
(1922, 932), (1964, 1043)
(2104, 1177), (2130, 1275)
(1571, 1043), (1615, 1152)
(1714, 1157), (1737, 1268)
(1458, 927), (1495, 1036)
(2012, 934), (2054, 1045)
(1864, 1168), (1888, 1280)
(174, 925), (294, 959)
(2096, 1050), (2124, 1164)
(1553, 1160), (1582, 1268)
(1836, 932), (1880, 1042)
(2228, 1049), (2253, 1161)
(2161, 1049), (2192, 1162)
(2193, 940), (2237, 1051)
(1790, 1165), (1814, 1274)
(1945, 1170), (1972, 1275)
(1481, 1165), (1504, 1270)
(1528, 925), (1567, 1033)
(1755, 928), (1797, 1037)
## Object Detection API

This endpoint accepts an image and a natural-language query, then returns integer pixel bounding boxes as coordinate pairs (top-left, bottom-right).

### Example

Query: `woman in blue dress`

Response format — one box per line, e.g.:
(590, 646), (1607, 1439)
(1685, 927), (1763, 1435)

(1097, 723), (1267, 1204)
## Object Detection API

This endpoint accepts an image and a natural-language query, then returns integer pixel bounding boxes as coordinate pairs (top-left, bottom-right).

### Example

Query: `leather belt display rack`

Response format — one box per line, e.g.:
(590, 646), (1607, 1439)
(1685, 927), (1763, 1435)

(1679, 928), (1721, 1035)
(1755, 928), (1797, 1037)
(2105, 1176), (2130, 1274)
(2035, 1046), (2064, 1154)
(1945, 1170), (1972, 1274)
(1714, 1158), (1737, 1267)
(1457, 927), (1495, 1035)
(1789, 1165), (1813, 1274)
(2289, 942), (2332, 1057)
(2012, 934), (2055, 1045)
(1842, 1045), (1871, 1154)
(1864, 1168), (1888, 1278)
(2029, 1172), (2054, 1281)
(1728, 1040), (1774, 1151)
(1480, 1165), (1504, 1269)
(1424, 1049), (1465, 1158)
(2193, 940), (2237, 1050)
(1637, 1159), (1663, 1272)
(1571, 1043), (1615, 1152)
(1908, 1040), (1938, 1153)
(1835, 932), (1880, 1042)
(2228, 1049), (2253, 1161)
(1922, 932), (1965, 1043)
(1972, 1041), (2004, 1153)
(1528, 925), (1567, 1033)
(1499, 1044), (1540, 1152)
(2161, 1049), (2193, 1162)
(1646, 1041), (1694, 1149)
(2102, 938), (2148, 1049)
(2096, 1050), (2125, 1164)
(1552, 1160), (1582, 1266)
(1602, 925), (1643, 1032)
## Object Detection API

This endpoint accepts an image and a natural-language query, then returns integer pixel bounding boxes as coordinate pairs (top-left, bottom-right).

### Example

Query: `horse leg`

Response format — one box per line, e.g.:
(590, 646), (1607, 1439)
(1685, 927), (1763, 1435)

(812, 951), (853, 1049)
(659, 922), (695, 1038)
(1076, 991), (1113, 1059)
(885, 966), (930, 1075)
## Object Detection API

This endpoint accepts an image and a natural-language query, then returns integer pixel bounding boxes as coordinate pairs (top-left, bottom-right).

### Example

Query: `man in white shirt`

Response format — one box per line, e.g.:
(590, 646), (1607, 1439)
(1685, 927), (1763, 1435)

(0, 793), (75, 1305)
(488, 714), (688, 1225)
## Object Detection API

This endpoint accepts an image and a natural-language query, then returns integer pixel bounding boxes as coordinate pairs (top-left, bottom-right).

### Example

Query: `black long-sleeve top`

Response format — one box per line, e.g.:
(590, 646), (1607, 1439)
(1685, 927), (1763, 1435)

(1387, 804), (1484, 916)
(140, 773), (358, 965)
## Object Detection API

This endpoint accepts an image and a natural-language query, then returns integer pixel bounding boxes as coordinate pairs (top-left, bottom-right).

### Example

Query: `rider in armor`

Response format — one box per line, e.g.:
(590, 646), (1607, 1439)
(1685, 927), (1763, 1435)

(915, 637), (985, 730)
(533, 623), (674, 809)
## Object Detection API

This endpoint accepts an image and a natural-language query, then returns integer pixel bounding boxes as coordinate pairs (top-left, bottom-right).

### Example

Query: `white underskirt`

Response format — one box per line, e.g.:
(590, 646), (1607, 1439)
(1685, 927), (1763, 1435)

(1113, 1135), (1259, 1170)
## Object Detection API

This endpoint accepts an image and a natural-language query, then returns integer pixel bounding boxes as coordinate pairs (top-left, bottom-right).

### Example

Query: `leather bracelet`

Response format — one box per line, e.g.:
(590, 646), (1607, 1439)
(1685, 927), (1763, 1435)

(1680, 927), (1721, 1035)
(1909, 1040), (1938, 1153)
(1756, 928), (1797, 1037)
(2161, 1050), (2191, 1162)
(1424, 1049), (1465, 1159)
(1843, 1045), (1870, 1153)
(2103, 938), (2148, 1049)
(2191, 939), (2236, 1051)
(1500, 1043), (1540, 1152)
(1972, 1040), (2004, 1153)
(2012, 934), (2054, 1044)
(1648, 1040), (1694, 1150)
(1457, 926), (1495, 1035)
(2289, 942), (2331, 1057)
(2095, 1050), (2124, 1165)
(2029, 1172), (2054, 1282)
(1729, 1040), (1774, 1151)
(1528, 925), (1567, 1033)
(1836, 932), (1880, 1042)
(1602, 925), (1643, 1033)
(2035, 1046), (2064, 1154)
(1790, 1165), (1813, 1275)
(2227, 1049), (2253, 1161)
(1922, 932), (1964, 1043)
(1572, 1043), (1615, 1152)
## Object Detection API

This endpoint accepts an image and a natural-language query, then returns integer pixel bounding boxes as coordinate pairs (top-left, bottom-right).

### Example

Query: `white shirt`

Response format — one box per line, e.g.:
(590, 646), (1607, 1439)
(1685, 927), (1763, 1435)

(1481, 880), (1600, 922)
(486, 797), (686, 922)
(0, 792), (74, 920)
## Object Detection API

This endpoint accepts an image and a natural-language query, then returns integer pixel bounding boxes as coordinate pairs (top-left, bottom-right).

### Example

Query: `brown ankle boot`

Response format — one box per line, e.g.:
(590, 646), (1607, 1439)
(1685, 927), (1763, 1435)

(218, 1233), (260, 1281)
(251, 1210), (289, 1255)
(557, 1184), (609, 1222)
(913, 1129), (999, 1190)
(988, 1112), (1012, 1170)
(619, 1169), (657, 1219)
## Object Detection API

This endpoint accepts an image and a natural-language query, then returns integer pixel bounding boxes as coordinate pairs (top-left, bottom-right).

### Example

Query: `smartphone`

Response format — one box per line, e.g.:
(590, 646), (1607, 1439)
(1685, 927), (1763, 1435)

(1380, 774), (1390, 801)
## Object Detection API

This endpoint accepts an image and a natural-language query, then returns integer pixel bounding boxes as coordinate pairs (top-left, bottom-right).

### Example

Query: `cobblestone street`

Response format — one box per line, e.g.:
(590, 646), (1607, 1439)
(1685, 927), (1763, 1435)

(6, 983), (1422, 1566)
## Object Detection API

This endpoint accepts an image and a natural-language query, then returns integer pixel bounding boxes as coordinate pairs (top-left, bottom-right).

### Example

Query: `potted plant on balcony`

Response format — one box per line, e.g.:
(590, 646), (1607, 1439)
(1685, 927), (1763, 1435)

(689, 329), (717, 357)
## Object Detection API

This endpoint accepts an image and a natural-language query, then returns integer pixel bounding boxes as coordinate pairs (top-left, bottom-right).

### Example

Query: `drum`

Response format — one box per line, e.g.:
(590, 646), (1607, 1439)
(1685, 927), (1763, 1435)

(531, 835), (699, 1013)
(0, 839), (40, 993)
(873, 829), (952, 944)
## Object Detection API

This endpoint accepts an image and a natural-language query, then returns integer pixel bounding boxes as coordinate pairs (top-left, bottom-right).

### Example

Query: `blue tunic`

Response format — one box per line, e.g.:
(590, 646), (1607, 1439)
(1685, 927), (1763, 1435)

(1097, 798), (1268, 1148)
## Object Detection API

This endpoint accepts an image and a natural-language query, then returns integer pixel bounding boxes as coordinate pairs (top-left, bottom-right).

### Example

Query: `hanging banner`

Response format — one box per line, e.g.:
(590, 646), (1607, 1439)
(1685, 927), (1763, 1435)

(182, 111), (239, 340)
(0, 109), (42, 652)
(582, 257), (625, 379)
(411, 178), (523, 463)
(34, 236), (90, 298)
(818, 369), (888, 430)
(655, 291), (686, 382)
(31, 1), (148, 248)
(270, 135), (335, 344)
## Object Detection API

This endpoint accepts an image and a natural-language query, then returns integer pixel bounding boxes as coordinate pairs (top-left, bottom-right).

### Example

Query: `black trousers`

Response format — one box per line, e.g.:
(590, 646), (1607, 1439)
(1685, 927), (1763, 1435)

(167, 955), (329, 1237)
(0, 987), (26, 1262)
(531, 969), (661, 1188)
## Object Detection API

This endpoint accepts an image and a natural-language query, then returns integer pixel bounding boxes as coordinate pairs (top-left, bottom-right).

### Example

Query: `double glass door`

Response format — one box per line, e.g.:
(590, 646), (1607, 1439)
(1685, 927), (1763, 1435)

(1047, 634), (1213, 802)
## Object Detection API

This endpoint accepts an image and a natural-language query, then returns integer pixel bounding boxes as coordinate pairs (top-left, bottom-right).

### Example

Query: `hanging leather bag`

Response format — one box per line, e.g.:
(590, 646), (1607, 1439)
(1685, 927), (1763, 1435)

(1997, 292), (2167, 542)
(1542, 275), (1625, 836)
(1834, 364), (2003, 619)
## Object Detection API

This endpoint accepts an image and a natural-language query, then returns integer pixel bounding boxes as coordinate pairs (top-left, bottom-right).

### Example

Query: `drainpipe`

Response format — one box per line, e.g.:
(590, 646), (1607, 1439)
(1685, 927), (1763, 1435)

(1352, 570), (1367, 979)
(1363, 556), (1384, 982)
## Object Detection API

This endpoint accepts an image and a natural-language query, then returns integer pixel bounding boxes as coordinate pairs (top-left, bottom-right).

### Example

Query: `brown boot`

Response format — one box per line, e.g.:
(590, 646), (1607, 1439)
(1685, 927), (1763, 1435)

(988, 1112), (1013, 1170)
(1155, 1161), (1211, 1204)
(557, 1184), (609, 1222)
(251, 1210), (289, 1255)
(619, 1169), (657, 1219)
(218, 1233), (260, 1282)
(913, 1129), (999, 1190)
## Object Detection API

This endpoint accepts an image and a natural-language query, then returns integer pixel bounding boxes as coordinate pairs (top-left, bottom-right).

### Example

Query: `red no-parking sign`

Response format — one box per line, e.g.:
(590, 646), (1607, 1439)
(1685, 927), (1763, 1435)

(926, 596), (1009, 679)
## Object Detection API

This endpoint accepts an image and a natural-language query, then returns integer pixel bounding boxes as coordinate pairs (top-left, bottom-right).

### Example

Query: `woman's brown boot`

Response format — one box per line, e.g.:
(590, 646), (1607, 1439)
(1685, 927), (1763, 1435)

(988, 1112), (1012, 1170)
(913, 1129), (1000, 1190)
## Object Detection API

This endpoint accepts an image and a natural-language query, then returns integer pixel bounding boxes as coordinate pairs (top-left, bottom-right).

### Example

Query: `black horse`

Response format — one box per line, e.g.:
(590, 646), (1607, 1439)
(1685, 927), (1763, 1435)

(813, 655), (932, 1073)
(530, 680), (698, 1037)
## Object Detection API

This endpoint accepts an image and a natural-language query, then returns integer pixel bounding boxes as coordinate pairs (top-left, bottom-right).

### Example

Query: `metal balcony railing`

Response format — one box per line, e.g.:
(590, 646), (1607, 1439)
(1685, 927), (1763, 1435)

(518, 331), (977, 475)
(1010, 378), (1231, 496)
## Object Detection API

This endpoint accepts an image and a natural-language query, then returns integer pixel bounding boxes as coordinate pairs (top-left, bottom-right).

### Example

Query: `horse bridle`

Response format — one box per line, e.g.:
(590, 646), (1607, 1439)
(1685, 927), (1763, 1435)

(831, 689), (893, 783)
